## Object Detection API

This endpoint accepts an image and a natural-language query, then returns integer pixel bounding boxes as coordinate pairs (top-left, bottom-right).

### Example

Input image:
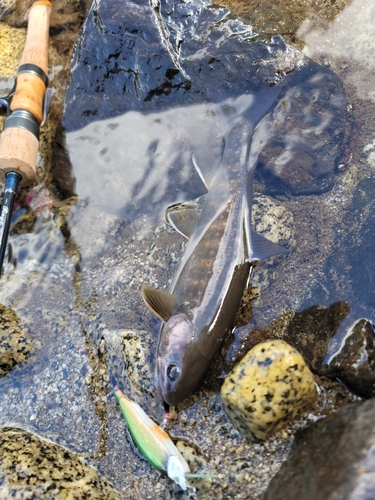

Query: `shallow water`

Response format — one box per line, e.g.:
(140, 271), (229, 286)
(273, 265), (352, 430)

(0, 0), (374, 498)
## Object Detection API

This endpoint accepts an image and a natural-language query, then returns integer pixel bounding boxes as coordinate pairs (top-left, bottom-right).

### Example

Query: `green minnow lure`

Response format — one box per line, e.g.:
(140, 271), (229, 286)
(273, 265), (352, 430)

(114, 387), (190, 490)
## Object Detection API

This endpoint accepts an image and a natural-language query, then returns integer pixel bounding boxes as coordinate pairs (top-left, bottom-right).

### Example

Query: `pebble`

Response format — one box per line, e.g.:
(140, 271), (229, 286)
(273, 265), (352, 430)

(221, 340), (317, 440)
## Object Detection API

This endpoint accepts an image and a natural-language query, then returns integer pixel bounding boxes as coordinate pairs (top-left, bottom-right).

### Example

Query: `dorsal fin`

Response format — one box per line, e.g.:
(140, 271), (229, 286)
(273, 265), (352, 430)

(141, 285), (177, 322)
(165, 204), (200, 239)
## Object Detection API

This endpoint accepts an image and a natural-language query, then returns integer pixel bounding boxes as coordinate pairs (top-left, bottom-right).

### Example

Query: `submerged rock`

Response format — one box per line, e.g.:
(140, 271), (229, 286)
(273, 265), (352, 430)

(322, 318), (375, 398)
(280, 301), (350, 373)
(62, 0), (349, 200)
(264, 398), (375, 500)
(0, 427), (121, 499)
(0, 305), (34, 378)
(221, 340), (316, 440)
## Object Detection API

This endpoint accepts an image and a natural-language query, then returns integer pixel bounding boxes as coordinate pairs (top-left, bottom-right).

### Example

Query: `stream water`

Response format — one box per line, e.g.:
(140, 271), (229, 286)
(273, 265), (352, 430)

(0, 0), (374, 498)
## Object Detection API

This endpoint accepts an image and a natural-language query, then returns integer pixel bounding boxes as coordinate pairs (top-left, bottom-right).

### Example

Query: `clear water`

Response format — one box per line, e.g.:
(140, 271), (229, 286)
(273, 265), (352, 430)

(0, 0), (374, 497)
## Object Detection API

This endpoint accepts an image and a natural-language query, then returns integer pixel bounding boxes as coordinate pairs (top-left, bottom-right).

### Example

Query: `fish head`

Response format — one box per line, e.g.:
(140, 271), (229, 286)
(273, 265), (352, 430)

(155, 311), (208, 406)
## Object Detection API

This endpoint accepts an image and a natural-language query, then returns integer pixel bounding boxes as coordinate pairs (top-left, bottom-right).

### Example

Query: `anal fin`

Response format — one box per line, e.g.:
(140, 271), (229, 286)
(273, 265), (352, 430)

(247, 229), (290, 262)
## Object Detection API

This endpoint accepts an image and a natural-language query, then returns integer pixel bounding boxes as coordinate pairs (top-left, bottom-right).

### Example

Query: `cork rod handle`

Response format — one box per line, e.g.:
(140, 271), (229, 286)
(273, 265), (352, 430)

(0, 1), (52, 187)
(10, 1), (52, 123)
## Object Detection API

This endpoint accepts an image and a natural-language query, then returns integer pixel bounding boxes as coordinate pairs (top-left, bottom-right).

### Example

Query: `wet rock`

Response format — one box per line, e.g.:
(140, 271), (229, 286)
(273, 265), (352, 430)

(322, 318), (375, 398)
(122, 329), (154, 396)
(251, 194), (295, 290)
(0, 427), (121, 499)
(306, 177), (375, 320)
(264, 398), (375, 500)
(221, 340), (316, 440)
(280, 301), (350, 372)
(0, 305), (33, 377)
(256, 65), (349, 195)
(302, 177), (375, 394)
(63, 0), (349, 197)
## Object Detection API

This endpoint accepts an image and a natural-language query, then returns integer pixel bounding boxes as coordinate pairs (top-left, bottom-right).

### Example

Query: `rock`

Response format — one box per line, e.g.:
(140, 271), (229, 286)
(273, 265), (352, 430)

(0, 22), (25, 79)
(221, 340), (317, 440)
(280, 301), (350, 373)
(0, 305), (34, 378)
(0, 427), (121, 499)
(302, 177), (375, 396)
(264, 398), (375, 500)
(62, 0), (349, 197)
(122, 329), (155, 396)
(256, 62), (349, 195)
(322, 318), (375, 398)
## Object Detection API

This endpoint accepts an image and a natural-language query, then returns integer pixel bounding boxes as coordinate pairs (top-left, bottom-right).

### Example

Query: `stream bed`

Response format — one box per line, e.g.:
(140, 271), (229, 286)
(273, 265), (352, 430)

(0, 0), (374, 498)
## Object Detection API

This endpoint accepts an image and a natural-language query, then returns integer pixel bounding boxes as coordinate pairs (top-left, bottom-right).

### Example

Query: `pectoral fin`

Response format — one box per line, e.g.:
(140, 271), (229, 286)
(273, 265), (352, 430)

(141, 285), (178, 322)
(247, 229), (290, 262)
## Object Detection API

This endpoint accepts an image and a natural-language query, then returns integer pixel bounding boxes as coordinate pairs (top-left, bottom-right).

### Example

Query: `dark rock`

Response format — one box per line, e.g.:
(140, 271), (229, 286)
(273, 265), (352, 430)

(302, 177), (375, 396)
(257, 66), (349, 195)
(264, 398), (375, 500)
(281, 301), (350, 372)
(62, 0), (349, 196)
(322, 319), (375, 398)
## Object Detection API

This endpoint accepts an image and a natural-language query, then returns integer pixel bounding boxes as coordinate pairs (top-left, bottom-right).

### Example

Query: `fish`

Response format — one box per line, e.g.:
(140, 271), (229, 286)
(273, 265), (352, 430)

(142, 85), (289, 406)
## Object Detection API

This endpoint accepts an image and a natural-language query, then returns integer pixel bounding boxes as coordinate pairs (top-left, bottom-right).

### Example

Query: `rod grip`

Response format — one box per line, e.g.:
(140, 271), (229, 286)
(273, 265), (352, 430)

(0, 1), (52, 186)
(0, 127), (39, 187)
(10, 1), (52, 124)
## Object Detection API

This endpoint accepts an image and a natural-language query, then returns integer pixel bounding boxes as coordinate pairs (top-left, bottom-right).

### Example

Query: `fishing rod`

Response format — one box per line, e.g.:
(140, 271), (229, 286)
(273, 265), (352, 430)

(0, 0), (52, 276)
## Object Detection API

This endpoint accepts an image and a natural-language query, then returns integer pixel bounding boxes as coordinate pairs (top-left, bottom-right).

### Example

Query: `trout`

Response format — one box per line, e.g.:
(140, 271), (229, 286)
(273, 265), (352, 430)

(142, 85), (289, 405)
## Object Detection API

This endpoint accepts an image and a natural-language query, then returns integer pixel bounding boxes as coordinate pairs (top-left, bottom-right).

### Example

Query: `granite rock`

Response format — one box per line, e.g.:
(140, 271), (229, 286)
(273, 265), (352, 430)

(0, 427), (121, 499)
(221, 340), (317, 440)
(0, 304), (34, 378)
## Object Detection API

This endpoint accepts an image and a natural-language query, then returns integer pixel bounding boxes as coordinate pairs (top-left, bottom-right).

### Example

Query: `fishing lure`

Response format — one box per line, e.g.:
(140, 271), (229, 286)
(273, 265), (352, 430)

(114, 387), (190, 490)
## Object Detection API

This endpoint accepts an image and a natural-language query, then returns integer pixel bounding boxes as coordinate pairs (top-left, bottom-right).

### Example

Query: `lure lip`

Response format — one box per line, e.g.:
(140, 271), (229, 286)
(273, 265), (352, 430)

(167, 456), (187, 490)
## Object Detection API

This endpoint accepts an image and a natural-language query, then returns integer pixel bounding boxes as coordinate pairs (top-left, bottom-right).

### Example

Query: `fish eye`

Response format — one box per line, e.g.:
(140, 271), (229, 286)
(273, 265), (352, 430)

(167, 363), (181, 381)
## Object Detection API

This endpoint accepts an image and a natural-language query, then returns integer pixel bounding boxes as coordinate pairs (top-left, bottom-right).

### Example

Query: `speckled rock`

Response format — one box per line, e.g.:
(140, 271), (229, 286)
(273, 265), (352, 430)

(221, 340), (317, 440)
(0, 304), (34, 377)
(251, 194), (295, 290)
(264, 398), (375, 500)
(0, 427), (121, 499)
(0, 22), (25, 79)
(322, 318), (375, 398)
(122, 329), (154, 396)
